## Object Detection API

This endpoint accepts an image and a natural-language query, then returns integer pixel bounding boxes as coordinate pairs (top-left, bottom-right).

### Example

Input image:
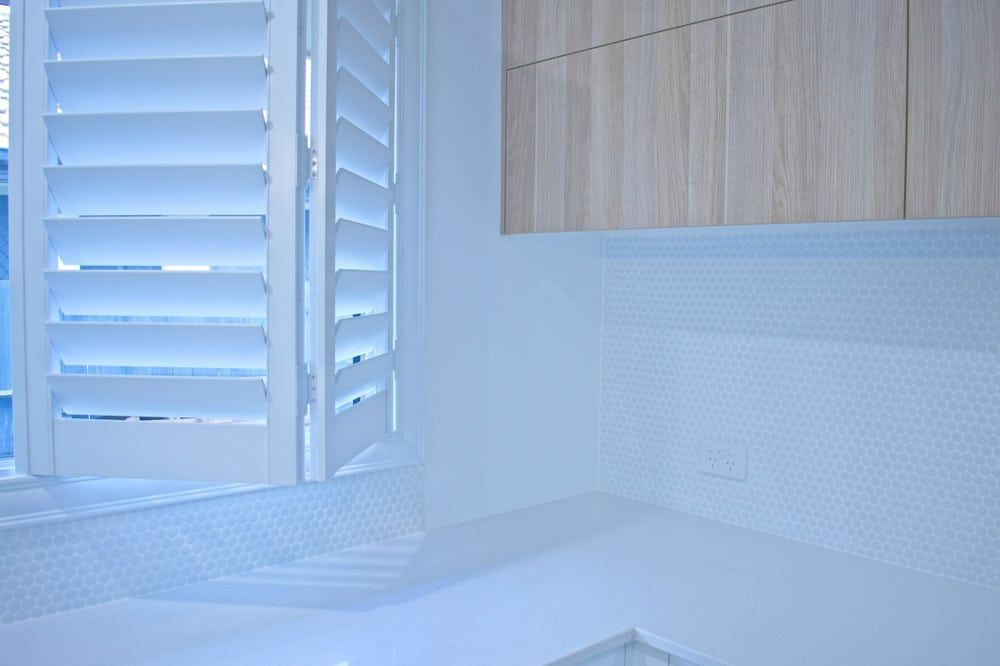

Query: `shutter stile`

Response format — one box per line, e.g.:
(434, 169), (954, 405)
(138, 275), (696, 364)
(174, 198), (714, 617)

(310, 0), (397, 478)
(18, 0), (305, 483)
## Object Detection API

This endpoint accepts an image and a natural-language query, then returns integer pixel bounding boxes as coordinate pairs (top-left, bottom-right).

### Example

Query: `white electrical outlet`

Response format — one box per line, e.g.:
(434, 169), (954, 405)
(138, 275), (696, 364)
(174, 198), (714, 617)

(702, 444), (747, 480)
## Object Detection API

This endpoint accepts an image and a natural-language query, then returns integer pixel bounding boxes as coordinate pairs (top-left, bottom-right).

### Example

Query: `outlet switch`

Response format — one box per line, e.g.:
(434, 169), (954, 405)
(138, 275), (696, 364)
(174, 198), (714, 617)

(702, 444), (747, 480)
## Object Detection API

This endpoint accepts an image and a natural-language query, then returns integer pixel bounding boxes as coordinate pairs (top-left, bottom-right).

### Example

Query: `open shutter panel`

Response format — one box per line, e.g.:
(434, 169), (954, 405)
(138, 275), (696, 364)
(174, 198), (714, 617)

(310, 0), (397, 479)
(20, 0), (305, 483)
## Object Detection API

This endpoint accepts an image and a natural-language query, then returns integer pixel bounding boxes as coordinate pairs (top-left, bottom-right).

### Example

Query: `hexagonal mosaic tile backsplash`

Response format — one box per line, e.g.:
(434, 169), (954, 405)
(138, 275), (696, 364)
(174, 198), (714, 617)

(0, 466), (422, 623)
(600, 219), (1000, 589)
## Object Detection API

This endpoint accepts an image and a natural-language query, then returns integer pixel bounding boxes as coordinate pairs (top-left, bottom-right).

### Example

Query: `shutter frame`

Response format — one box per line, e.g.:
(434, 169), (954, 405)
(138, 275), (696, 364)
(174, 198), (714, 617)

(265, 0), (308, 485)
(11, 0), (306, 484)
(309, 0), (399, 480)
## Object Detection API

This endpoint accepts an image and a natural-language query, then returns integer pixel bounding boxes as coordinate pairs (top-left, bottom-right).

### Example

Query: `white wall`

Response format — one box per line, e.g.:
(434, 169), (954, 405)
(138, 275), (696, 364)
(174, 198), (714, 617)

(423, 0), (604, 528)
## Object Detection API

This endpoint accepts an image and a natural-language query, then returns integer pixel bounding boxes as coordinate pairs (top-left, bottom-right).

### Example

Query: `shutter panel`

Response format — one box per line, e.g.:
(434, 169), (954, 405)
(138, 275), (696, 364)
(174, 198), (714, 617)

(309, 0), (397, 479)
(13, 0), (305, 483)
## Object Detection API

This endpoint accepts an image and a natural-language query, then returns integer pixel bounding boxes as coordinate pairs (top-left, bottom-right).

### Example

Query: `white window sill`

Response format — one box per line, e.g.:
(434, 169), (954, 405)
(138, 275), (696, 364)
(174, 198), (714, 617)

(0, 472), (265, 531)
(0, 439), (421, 531)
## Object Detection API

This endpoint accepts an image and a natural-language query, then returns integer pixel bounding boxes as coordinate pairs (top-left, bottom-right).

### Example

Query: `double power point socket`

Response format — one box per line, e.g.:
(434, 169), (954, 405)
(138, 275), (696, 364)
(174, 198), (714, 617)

(701, 444), (747, 480)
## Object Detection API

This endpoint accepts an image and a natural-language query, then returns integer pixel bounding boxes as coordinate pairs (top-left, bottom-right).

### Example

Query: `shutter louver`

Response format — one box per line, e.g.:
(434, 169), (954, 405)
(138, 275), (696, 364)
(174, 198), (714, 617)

(14, 0), (306, 483)
(310, 0), (397, 479)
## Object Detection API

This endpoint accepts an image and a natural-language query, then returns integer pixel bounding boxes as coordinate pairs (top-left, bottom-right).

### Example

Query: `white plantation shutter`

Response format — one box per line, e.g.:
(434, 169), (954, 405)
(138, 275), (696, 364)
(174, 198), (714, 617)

(309, 0), (397, 479)
(13, 0), (306, 483)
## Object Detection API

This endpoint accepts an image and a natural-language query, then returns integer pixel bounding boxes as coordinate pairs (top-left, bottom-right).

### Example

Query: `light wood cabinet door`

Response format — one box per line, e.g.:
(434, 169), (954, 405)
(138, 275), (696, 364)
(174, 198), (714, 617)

(503, 0), (780, 69)
(907, 0), (1000, 218)
(504, 0), (907, 234)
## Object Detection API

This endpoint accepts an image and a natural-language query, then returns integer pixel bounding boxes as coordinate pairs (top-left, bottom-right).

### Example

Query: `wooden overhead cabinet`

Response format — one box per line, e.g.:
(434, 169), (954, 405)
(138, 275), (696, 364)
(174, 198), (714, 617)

(907, 0), (1000, 219)
(503, 0), (908, 233)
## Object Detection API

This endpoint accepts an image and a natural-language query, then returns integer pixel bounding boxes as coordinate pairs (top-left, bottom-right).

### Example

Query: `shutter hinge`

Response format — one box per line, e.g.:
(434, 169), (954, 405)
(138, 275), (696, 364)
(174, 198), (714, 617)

(389, 178), (399, 218)
(299, 365), (317, 413)
(301, 136), (314, 188)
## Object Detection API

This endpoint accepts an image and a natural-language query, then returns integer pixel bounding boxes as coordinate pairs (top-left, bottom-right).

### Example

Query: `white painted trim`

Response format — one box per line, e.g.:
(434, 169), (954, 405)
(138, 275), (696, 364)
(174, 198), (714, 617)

(544, 628), (726, 666)
(335, 433), (421, 476)
(390, 0), (427, 462)
(0, 474), (262, 531)
(306, 0), (335, 479)
(8, 0), (38, 477)
(264, 0), (307, 484)
(0, 460), (423, 531)
(52, 418), (270, 483)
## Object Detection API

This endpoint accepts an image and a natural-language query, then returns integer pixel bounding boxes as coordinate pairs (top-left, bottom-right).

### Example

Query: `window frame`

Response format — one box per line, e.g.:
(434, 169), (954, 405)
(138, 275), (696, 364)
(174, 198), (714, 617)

(391, 0), (428, 471)
(0, 0), (425, 527)
(0, 451), (15, 479)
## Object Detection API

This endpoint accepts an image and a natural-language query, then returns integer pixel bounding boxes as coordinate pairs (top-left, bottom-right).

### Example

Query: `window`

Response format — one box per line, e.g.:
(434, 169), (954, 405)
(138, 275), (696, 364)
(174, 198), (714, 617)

(6, 0), (423, 489)
(1, 0), (12, 472)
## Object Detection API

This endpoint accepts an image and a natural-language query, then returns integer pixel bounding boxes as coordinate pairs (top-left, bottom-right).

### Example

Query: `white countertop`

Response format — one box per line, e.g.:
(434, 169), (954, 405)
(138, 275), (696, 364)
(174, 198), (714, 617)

(3, 492), (999, 666)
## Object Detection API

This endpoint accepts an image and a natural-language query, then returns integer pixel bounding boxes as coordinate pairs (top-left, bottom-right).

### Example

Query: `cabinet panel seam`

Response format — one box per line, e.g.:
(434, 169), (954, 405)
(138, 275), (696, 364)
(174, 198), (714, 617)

(505, 0), (797, 72)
